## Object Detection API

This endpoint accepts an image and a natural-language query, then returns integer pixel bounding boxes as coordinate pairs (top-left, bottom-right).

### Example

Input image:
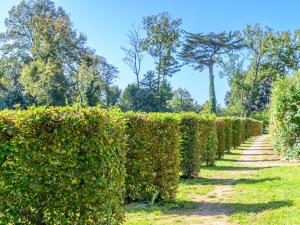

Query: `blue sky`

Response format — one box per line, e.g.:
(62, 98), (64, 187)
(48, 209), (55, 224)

(1, 0), (300, 105)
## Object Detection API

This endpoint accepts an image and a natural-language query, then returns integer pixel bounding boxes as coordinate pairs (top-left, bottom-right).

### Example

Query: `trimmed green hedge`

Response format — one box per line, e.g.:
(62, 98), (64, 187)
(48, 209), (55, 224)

(198, 115), (218, 167)
(232, 118), (245, 148)
(216, 118), (226, 159)
(174, 114), (262, 179)
(179, 113), (218, 178)
(179, 113), (202, 178)
(0, 106), (264, 223)
(125, 112), (181, 202)
(224, 118), (233, 152)
(270, 73), (300, 158)
(0, 107), (126, 225)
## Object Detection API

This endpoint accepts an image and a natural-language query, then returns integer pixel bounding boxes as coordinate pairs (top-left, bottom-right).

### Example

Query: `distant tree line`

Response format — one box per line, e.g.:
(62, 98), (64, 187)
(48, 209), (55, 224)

(1, 0), (300, 116)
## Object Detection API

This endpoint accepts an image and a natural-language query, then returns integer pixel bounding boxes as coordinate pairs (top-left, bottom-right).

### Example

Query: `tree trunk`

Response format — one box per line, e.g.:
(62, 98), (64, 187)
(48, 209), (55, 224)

(208, 63), (216, 113)
(245, 60), (260, 117)
(245, 76), (257, 117)
(136, 74), (140, 89)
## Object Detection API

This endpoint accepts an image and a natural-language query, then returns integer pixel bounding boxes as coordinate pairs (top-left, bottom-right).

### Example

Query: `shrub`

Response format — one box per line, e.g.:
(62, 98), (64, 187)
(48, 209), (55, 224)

(215, 118), (225, 159)
(250, 111), (269, 133)
(231, 118), (244, 148)
(223, 118), (233, 152)
(231, 117), (263, 148)
(179, 113), (202, 178)
(253, 120), (263, 136)
(179, 113), (218, 178)
(270, 73), (300, 158)
(245, 118), (254, 139)
(0, 107), (126, 225)
(246, 118), (263, 137)
(125, 112), (181, 202)
(198, 114), (218, 167)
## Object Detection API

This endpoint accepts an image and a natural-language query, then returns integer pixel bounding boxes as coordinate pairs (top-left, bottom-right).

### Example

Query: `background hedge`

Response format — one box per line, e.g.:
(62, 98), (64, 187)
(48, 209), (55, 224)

(179, 113), (218, 178)
(125, 112), (181, 202)
(0, 107), (126, 225)
(179, 113), (203, 178)
(224, 118), (233, 152)
(215, 118), (226, 159)
(0, 106), (264, 224)
(270, 73), (300, 158)
(232, 118), (246, 148)
(199, 115), (218, 167)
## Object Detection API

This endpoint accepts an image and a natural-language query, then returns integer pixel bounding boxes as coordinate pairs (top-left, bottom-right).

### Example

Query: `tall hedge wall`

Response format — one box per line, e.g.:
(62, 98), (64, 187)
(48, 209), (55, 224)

(198, 115), (218, 167)
(0, 106), (264, 223)
(216, 118), (226, 159)
(125, 112), (181, 202)
(232, 118), (246, 148)
(179, 113), (218, 178)
(224, 118), (233, 152)
(0, 107), (127, 225)
(270, 73), (300, 158)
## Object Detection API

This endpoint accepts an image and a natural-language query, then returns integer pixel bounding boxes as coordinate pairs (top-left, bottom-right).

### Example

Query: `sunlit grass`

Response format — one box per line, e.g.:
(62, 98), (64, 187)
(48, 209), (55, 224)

(229, 165), (300, 225)
(124, 140), (300, 225)
(124, 148), (241, 225)
(124, 179), (214, 225)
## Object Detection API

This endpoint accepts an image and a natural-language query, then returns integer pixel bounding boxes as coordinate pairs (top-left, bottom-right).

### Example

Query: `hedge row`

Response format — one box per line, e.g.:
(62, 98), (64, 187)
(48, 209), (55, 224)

(179, 113), (218, 178)
(270, 73), (300, 158)
(0, 107), (126, 225)
(125, 113), (180, 202)
(0, 107), (263, 224)
(181, 115), (263, 178)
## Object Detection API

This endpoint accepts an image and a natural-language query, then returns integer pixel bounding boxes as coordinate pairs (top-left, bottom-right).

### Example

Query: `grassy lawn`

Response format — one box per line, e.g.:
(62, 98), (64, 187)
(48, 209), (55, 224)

(124, 149), (241, 225)
(124, 142), (300, 225)
(229, 165), (300, 225)
(124, 178), (215, 225)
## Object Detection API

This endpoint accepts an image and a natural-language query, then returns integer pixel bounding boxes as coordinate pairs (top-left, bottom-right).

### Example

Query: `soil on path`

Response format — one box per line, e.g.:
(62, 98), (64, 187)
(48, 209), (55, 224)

(165, 135), (286, 225)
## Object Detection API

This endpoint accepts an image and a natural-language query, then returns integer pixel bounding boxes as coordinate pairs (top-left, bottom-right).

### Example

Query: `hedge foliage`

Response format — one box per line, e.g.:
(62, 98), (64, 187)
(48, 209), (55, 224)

(0, 106), (264, 223)
(224, 118), (233, 152)
(231, 118), (246, 148)
(178, 115), (262, 178)
(270, 73), (300, 158)
(179, 113), (218, 178)
(125, 112), (181, 202)
(216, 118), (226, 159)
(0, 107), (127, 225)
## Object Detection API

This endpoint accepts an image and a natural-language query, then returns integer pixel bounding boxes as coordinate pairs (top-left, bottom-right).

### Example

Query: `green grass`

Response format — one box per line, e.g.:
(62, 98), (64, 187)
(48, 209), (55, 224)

(124, 141), (300, 225)
(124, 149), (241, 225)
(229, 165), (300, 225)
(124, 179), (215, 225)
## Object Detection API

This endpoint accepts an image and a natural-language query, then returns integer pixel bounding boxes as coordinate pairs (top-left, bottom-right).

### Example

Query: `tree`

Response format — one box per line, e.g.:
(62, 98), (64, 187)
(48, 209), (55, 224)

(122, 26), (143, 89)
(99, 57), (120, 108)
(19, 12), (76, 106)
(0, 0), (120, 108)
(21, 59), (68, 106)
(118, 83), (140, 111)
(142, 12), (181, 111)
(0, 56), (33, 109)
(169, 88), (199, 112)
(140, 70), (172, 112)
(242, 24), (273, 116)
(180, 31), (242, 113)
(73, 56), (100, 106)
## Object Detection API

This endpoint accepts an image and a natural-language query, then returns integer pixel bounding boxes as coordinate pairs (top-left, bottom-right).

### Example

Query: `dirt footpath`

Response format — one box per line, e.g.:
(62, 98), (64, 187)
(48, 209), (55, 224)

(166, 135), (284, 225)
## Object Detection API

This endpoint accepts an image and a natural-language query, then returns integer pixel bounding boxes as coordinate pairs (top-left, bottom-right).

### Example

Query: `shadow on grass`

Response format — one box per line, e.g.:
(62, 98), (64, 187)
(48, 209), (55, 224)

(125, 200), (293, 217)
(229, 152), (274, 156)
(222, 158), (279, 163)
(238, 148), (273, 151)
(180, 177), (280, 186)
(169, 200), (293, 216)
(204, 165), (272, 171)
